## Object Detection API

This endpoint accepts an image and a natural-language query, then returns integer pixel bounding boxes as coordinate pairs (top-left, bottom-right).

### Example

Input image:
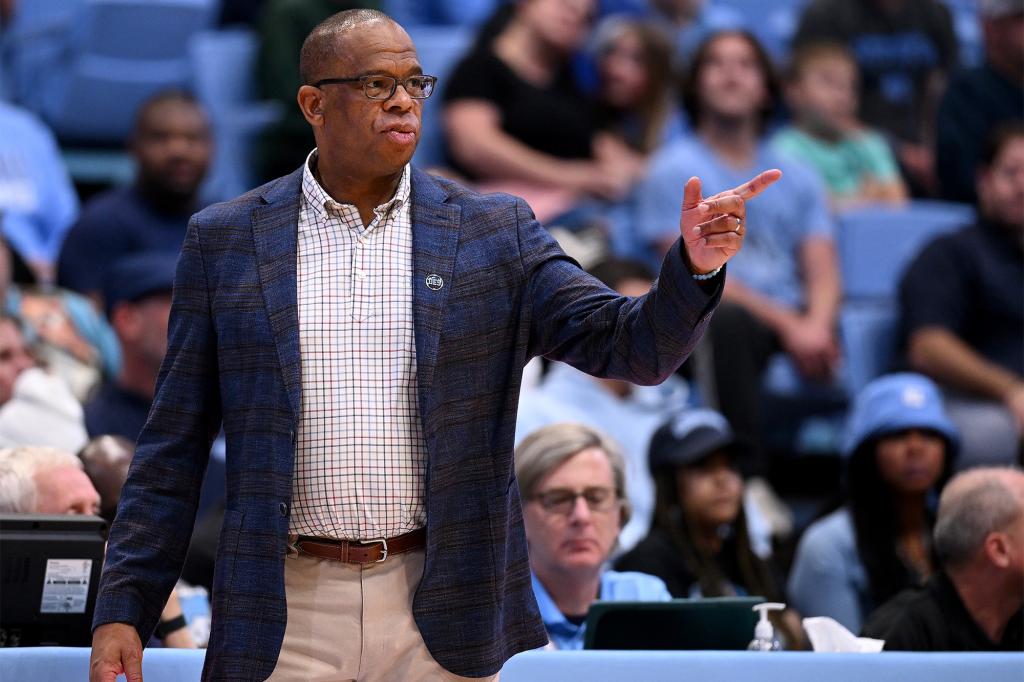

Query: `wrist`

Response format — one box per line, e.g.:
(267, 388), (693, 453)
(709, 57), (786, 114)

(681, 242), (722, 278)
(691, 264), (722, 281)
(803, 306), (836, 328)
(154, 614), (188, 639)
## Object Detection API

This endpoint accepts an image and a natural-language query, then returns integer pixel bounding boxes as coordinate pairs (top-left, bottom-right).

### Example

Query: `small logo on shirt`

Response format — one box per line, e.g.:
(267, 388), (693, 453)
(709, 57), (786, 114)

(425, 274), (444, 291)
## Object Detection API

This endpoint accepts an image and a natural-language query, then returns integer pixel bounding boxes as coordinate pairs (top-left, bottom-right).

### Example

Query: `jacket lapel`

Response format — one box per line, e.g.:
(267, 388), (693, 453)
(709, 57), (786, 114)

(251, 168), (303, 424)
(410, 168), (461, 415)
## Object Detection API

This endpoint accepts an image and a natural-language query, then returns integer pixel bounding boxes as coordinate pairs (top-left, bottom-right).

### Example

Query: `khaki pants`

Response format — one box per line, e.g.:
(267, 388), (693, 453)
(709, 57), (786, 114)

(267, 548), (498, 682)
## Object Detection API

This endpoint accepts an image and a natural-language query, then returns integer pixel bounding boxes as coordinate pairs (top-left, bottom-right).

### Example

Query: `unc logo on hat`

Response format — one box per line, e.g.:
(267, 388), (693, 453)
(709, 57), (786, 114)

(842, 373), (960, 459)
(901, 385), (927, 409)
(425, 274), (443, 291)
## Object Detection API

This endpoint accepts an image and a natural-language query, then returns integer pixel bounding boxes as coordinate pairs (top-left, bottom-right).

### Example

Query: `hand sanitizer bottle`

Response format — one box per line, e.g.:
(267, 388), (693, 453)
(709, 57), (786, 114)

(747, 602), (785, 651)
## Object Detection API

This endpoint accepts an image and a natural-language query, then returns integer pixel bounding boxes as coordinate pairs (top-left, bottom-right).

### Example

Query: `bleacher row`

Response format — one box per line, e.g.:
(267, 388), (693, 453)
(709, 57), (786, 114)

(0, 0), (986, 183)
(0, 0), (985, 440)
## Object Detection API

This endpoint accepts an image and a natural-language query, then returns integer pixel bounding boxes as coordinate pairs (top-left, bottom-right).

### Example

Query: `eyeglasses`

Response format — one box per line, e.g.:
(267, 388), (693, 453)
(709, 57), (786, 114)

(314, 74), (437, 100)
(532, 487), (619, 515)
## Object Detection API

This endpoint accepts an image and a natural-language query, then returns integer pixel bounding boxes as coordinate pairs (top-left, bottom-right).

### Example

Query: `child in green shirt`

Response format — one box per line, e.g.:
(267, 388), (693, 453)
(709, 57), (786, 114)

(773, 42), (907, 211)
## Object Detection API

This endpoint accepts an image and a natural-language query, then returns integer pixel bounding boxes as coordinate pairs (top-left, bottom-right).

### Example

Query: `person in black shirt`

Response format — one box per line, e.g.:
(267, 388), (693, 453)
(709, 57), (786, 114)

(936, 1), (1024, 203)
(442, 0), (643, 220)
(898, 122), (1024, 468)
(614, 408), (806, 648)
(862, 467), (1024, 651)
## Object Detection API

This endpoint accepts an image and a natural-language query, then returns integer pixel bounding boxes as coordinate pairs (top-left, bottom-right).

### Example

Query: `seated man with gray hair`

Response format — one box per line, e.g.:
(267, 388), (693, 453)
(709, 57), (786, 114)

(0, 444), (199, 648)
(515, 423), (671, 650)
(0, 445), (100, 515)
(862, 467), (1024, 650)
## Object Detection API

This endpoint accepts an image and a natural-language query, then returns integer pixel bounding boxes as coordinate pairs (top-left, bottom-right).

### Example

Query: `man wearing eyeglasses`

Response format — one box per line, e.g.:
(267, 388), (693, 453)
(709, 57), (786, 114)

(90, 8), (780, 682)
(515, 423), (671, 651)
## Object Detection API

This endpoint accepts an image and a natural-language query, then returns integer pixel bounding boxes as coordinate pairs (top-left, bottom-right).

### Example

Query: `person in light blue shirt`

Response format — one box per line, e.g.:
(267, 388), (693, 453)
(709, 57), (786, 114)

(530, 567), (671, 650)
(0, 101), (79, 282)
(515, 423), (671, 650)
(788, 373), (958, 634)
(633, 30), (840, 475)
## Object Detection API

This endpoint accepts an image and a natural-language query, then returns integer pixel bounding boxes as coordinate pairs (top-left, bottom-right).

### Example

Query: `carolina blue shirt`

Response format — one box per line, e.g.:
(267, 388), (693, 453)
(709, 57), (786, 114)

(516, 362), (692, 552)
(634, 136), (834, 308)
(531, 569), (672, 650)
(0, 102), (79, 265)
(787, 507), (870, 634)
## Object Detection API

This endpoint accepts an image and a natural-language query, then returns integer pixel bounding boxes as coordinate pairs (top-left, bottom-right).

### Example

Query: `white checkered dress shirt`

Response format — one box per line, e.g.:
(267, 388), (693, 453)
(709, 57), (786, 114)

(290, 150), (427, 540)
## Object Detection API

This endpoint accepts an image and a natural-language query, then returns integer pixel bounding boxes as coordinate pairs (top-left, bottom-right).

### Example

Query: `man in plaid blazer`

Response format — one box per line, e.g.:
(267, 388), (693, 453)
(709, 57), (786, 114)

(90, 9), (780, 682)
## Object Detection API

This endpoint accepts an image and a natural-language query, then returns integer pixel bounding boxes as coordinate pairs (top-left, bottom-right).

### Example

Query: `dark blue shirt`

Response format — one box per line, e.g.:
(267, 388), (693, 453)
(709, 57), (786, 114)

(56, 186), (196, 295)
(83, 382), (151, 441)
(899, 220), (1024, 377)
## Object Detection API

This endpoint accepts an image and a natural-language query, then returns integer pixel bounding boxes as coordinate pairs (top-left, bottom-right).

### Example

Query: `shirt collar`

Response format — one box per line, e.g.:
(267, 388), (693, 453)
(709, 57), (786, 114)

(300, 148), (411, 227)
(531, 570), (611, 640)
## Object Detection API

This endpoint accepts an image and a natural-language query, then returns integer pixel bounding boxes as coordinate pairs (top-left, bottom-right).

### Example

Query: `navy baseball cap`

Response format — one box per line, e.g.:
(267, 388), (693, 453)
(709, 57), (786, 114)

(648, 409), (751, 473)
(103, 251), (178, 316)
(842, 373), (960, 459)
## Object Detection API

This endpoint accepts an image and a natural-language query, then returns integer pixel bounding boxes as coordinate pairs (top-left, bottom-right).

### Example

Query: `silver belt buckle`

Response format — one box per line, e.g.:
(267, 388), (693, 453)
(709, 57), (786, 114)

(358, 538), (388, 563)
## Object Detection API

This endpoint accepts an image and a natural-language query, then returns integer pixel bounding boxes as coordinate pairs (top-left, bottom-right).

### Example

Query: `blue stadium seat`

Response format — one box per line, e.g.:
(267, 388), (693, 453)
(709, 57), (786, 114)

(33, 0), (217, 144)
(836, 200), (974, 393)
(189, 28), (283, 203)
(762, 200), (973, 451)
(715, 0), (812, 63)
(837, 200), (975, 300)
(384, 0), (500, 28)
(405, 25), (475, 170)
(1, 0), (86, 103)
(840, 301), (899, 394)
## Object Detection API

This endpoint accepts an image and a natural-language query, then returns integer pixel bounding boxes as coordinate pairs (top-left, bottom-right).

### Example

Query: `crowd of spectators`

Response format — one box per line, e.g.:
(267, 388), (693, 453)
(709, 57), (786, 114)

(0, 0), (1020, 657)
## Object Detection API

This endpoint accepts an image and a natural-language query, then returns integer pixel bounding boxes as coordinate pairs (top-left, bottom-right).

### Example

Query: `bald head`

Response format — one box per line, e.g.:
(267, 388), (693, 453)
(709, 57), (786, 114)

(934, 468), (1024, 570)
(299, 9), (401, 85)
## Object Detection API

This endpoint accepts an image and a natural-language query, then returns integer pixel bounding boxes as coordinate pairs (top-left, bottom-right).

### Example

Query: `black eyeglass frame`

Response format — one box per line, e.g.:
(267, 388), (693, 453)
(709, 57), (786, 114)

(313, 74), (438, 100)
(530, 486), (621, 515)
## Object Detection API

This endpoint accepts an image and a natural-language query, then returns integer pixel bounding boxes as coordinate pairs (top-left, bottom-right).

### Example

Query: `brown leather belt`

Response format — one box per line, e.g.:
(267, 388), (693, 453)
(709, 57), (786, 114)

(292, 527), (426, 564)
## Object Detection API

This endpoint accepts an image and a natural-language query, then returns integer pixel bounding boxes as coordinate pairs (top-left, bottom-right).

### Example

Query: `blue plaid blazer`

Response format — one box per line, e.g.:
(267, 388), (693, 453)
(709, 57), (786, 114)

(93, 167), (721, 680)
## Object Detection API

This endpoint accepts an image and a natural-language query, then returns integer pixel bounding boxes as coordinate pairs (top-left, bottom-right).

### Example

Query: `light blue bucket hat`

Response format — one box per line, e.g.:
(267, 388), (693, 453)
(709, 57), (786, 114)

(842, 373), (960, 460)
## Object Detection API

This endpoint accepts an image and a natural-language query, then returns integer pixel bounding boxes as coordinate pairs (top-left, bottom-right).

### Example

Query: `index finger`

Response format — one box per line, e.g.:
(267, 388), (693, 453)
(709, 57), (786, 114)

(732, 169), (782, 200)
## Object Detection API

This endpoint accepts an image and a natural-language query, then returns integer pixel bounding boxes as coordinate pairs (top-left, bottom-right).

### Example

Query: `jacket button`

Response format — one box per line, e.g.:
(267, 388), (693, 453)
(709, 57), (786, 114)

(279, 502), (289, 517)
(290, 430), (296, 444)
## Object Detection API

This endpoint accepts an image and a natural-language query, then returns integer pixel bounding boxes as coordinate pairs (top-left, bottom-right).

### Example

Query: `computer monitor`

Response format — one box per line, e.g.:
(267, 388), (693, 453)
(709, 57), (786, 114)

(583, 596), (763, 650)
(0, 514), (107, 647)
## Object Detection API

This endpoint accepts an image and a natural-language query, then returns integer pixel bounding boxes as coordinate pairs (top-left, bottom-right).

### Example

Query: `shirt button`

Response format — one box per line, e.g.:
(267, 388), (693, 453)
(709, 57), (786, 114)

(279, 502), (289, 517)
(355, 269), (367, 280)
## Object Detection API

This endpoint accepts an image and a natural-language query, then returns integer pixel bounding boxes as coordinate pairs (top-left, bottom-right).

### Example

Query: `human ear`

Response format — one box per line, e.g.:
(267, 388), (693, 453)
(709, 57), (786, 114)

(985, 532), (1011, 569)
(297, 85), (326, 125)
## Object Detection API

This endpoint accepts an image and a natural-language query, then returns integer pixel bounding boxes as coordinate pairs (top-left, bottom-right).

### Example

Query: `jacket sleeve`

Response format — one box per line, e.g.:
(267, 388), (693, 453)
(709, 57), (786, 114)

(517, 197), (721, 385)
(92, 216), (223, 642)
